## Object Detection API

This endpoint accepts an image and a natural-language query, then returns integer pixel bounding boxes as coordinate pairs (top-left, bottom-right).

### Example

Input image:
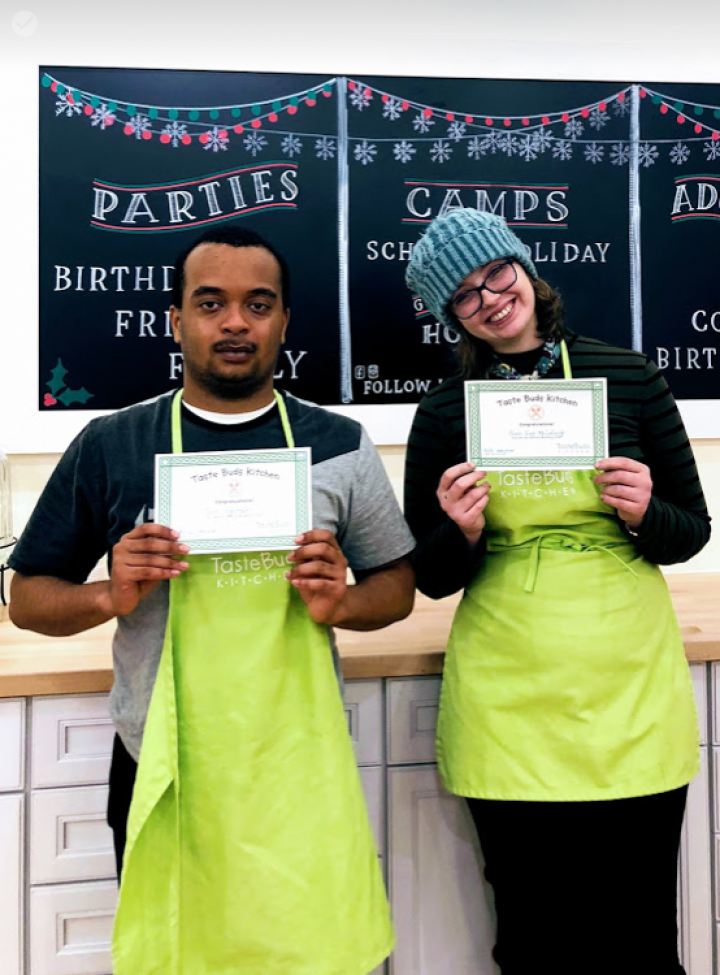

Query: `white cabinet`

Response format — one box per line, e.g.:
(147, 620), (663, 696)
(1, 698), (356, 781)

(0, 698), (25, 792)
(345, 680), (383, 766)
(30, 786), (115, 885)
(678, 746), (712, 974)
(388, 765), (498, 975)
(0, 794), (24, 975)
(32, 696), (114, 789)
(386, 677), (441, 765)
(30, 880), (117, 975)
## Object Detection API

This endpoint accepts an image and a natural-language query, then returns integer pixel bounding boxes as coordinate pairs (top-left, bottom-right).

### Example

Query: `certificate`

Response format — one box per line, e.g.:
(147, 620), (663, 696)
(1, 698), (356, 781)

(154, 447), (312, 553)
(465, 379), (608, 470)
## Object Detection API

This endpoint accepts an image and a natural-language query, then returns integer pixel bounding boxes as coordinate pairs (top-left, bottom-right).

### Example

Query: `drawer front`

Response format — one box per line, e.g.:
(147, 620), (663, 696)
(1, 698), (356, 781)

(32, 695), (114, 789)
(345, 679), (383, 766)
(0, 698), (25, 792)
(0, 795), (24, 975)
(31, 786), (115, 885)
(387, 677), (441, 766)
(30, 880), (117, 975)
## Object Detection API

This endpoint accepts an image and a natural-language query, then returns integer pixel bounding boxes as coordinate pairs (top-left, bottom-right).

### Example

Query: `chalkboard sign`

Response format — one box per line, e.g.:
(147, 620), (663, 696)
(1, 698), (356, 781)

(39, 67), (720, 416)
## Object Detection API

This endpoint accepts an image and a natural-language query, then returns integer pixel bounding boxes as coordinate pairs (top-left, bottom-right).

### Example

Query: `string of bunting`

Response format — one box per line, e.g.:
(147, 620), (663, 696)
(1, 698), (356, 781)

(41, 73), (720, 165)
(42, 72), (337, 151)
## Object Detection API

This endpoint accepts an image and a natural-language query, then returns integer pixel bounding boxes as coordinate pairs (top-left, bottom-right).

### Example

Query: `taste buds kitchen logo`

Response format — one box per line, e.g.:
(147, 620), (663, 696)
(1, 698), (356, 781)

(212, 552), (289, 588)
(497, 470), (577, 500)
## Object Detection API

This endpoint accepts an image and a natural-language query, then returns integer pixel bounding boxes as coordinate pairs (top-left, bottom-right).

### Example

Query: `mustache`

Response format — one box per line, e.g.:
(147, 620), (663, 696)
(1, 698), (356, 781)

(212, 340), (257, 353)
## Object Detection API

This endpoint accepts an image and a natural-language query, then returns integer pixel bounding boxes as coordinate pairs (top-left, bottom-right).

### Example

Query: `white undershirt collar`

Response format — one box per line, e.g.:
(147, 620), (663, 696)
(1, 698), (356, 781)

(181, 397), (277, 426)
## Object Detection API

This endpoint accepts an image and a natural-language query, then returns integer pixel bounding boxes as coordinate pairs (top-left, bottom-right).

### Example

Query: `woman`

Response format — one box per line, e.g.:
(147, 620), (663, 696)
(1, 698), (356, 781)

(403, 208), (711, 975)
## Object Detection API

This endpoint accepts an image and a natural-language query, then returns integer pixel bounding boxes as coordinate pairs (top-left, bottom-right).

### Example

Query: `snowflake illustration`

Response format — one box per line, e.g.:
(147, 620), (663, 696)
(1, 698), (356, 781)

(517, 133), (539, 162)
(354, 140), (377, 165)
(564, 117), (584, 140)
(315, 136), (336, 160)
(533, 129), (554, 153)
(349, 87), (373, 111)
(638, 143), (659, 168)
(203, 126), (229, 153)
(588, 107), (610, 131)
(281, 135), (303, 157)
(447, 121), (466, 142)
(126, 114), (151, 140)
(497, 132), (518, 156)
(703, 139), (720, 161)
(162, 121), (188, 148)
(584, 142), (605, 164)
(412, 112), (435, 134)
(467, 135), (488, 160)
(610, 143), (630, 166)
(430, 139), (452, 163)
(669, 141), (691, 166)
(613, 97), (632, 117)
(382, 98), (403, 121)
(393, 140), (416, 163)
(481, 130), (502, 154)
(55, 92), (82, 118)
(91, 104), (116, 130)
(552, 139), (573, 161)
(243, 132), (268, 157)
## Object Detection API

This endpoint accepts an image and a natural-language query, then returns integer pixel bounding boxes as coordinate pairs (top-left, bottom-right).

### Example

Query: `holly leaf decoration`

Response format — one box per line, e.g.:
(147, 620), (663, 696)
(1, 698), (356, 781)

(57, 386), (94, 406)
(47, 359), (68, 395)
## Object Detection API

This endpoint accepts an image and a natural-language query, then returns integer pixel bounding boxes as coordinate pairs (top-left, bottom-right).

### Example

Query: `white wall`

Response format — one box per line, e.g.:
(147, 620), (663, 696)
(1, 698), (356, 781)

(1, 0), (719, 571)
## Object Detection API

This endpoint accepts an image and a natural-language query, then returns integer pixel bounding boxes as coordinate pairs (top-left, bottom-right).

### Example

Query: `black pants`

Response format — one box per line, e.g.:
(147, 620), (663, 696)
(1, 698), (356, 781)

(107, 734), (138, 878)
(467, 787), (688, 975)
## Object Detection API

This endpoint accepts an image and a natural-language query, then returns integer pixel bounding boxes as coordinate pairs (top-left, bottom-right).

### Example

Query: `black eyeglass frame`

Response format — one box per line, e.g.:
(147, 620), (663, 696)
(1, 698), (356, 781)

(448, 258), (518, 320)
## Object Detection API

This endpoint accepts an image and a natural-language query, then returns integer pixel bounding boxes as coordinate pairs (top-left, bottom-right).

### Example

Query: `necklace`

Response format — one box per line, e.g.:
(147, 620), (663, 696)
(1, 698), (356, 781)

(484, 337), (559, 381)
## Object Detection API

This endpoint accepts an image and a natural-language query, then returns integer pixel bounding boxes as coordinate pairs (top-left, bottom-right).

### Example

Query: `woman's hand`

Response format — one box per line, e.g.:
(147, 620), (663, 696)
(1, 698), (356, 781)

(437, 462), (491, 548)
(594, 457), (652, 530)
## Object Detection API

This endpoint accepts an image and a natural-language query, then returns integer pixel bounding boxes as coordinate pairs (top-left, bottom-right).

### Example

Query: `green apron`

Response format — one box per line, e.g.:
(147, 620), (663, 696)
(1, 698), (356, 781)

(113, 391), (393, 975)
(437, 343), (699, 802)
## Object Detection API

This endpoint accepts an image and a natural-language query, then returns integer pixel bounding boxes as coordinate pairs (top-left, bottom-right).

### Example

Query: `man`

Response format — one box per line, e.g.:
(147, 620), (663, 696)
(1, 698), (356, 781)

(10, 226), (415, 975)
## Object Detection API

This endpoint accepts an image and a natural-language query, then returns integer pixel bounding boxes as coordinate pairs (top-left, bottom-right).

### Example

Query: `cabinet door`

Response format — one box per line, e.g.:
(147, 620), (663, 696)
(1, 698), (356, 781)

(30, 880), (117, 975)
(0, 795), (23, 975)
(388, 765), (498, 975)
(345, 680), (383, 766)
(386, 678), (441, 766)
(32, 695), (114, 789)
(678, 746), (712, 975)
(0, 699), (25, 792)
(31, 785), (115, 885)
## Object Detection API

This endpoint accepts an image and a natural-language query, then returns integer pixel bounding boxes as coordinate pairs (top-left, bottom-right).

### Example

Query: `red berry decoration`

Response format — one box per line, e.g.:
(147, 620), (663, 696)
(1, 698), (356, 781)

(142, 130), (152, 140)
(160, 133), (171, 144)
(84, 104), (93, 115)
(713, 131), (720, 141)
(269, 112), (278, 122)
(181, 134), (192, 145)
(124, 124), (133, 136)
(446, 113), (454, 122)
(251, 119), (262, 129)
(618, 91), (626, 103)
(541, 115), (550, 125)
(465, 115), (473, 124)
(695, 123), (702, 134)
(348, 81), (356, 91)
(639, 88), (646, 98)
(677, 115), (685, 125)
(581, 107), (590, 118)
(485, 117), (493, 126)
(599, 102), (606, 111)
(234, 124), (244, 134)
(287, 105), (297, 115)
(423, 107), (432, 119)
(51, 82), (58, 93)
(562, 112), (569, 123)
(199, 133), (209, 145)
(363, 87), (371, 97)
(660, 104), (668, 114)
(402, 101), (409, 111)
(521, 117), (529, 126)
(503, 118), (511, 127)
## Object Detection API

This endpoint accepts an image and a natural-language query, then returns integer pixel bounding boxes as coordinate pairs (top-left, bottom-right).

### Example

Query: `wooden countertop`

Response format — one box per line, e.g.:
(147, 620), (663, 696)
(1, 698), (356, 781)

(0, 573), (718, 697)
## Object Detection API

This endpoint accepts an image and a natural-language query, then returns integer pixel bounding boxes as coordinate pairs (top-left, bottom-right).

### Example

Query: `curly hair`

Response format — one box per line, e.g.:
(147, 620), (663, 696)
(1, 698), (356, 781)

(453, 275), (565, 379)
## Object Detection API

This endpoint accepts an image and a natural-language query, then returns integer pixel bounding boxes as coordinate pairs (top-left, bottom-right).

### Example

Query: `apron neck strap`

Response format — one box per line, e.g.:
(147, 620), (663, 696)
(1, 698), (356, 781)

(170, 388), (294, 454)
(560, 339), (572, 379)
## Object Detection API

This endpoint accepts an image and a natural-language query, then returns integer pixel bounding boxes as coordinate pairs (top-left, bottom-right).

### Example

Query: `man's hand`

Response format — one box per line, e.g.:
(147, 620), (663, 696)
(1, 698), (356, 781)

(437, 462), (491, 548)
(594, 457), (653, 529)
(286, 529), (349, 625)
(102, 523), (190, 618)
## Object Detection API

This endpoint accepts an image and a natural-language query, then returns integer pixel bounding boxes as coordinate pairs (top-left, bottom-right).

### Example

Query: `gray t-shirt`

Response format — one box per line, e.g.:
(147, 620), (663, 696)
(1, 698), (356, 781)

(11, 391), (415, 759)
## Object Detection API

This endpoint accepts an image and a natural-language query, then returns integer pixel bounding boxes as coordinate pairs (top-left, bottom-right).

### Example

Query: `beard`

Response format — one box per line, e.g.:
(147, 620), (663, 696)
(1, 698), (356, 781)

(184, 357), (277, 402)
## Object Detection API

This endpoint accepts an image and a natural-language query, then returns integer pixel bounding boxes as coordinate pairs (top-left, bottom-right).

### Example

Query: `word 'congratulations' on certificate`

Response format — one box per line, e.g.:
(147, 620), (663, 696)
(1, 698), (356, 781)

(464, 379), (608, 471)
(154, 447), (312, 553)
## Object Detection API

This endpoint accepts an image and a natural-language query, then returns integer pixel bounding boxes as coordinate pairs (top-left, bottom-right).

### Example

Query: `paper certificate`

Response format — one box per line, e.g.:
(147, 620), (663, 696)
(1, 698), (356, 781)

(154, 447), (312, 553)
(465, 379), (608, 470)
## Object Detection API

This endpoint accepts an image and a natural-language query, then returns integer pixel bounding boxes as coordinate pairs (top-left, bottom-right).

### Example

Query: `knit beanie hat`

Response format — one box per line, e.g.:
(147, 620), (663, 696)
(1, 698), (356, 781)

(405, 209), (538, 330)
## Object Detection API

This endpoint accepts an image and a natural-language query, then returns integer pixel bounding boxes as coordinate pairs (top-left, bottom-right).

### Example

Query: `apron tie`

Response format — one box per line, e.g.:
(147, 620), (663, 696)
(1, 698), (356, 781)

(519, 531), (639, 593)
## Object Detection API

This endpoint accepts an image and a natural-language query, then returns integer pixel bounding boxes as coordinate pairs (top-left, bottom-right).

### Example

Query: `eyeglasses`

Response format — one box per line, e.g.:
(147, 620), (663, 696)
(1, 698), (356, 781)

(448, 259), (518, 320)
